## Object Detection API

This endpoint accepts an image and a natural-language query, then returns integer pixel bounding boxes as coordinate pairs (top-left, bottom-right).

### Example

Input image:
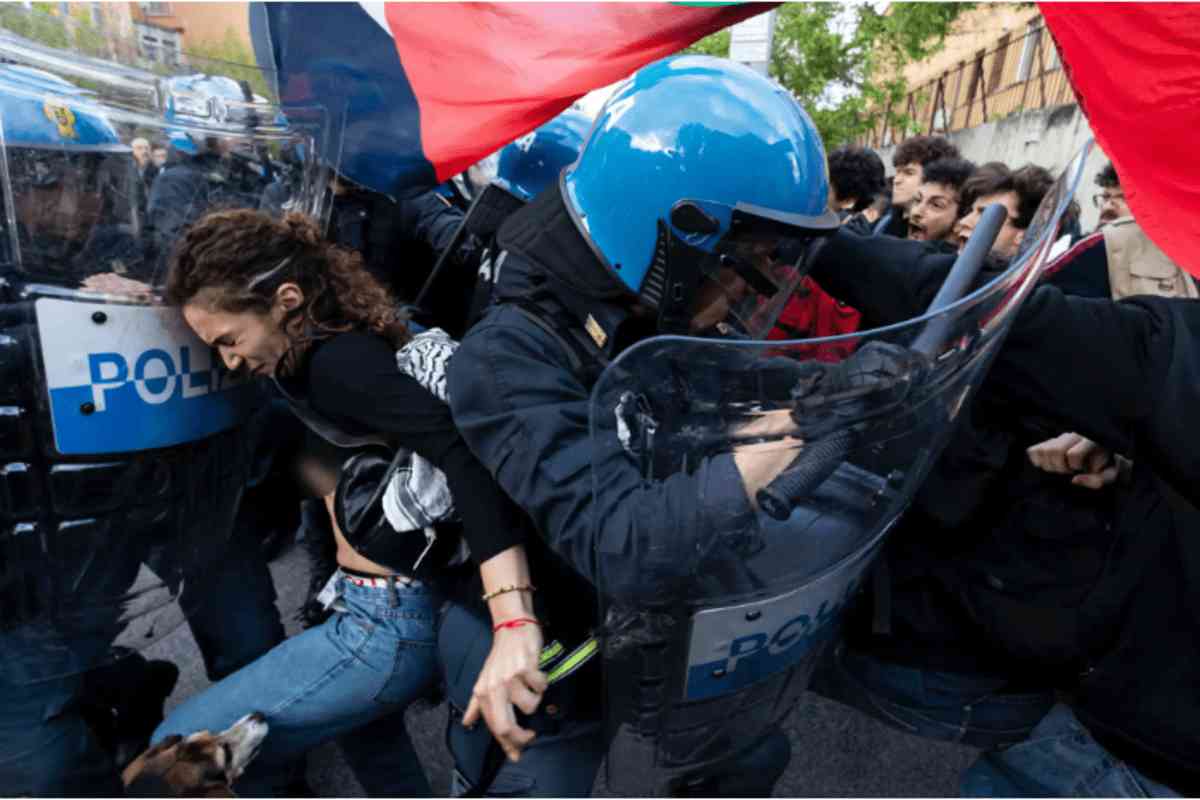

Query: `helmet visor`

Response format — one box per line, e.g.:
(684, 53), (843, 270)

(692, 206), (836, 339)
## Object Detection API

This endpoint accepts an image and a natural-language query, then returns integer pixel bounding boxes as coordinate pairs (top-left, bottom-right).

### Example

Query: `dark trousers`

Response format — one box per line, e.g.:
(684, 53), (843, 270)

(811, 641), (1055, 750)
(0, 535), (283, 796)
(440, 603), (790, 797)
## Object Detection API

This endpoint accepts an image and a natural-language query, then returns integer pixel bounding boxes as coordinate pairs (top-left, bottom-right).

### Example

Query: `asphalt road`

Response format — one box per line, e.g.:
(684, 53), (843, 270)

(146, 544), (978, 797)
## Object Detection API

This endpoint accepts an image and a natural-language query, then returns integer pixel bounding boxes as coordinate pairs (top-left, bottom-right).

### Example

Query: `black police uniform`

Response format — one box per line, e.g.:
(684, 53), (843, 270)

(448, 186), (792, 797)
(146, 152), (269, 268)
(0, 223), (283, 794)
(329, 183), (471, 303)
(808, 227), (1200, 795)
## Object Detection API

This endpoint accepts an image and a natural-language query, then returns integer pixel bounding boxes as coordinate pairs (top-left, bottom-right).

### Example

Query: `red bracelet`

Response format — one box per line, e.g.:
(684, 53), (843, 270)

(493, 617), (540, 632)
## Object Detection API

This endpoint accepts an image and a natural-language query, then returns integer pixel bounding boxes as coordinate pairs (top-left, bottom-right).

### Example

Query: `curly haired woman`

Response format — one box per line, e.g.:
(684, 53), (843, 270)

(150, 209), (546, 795)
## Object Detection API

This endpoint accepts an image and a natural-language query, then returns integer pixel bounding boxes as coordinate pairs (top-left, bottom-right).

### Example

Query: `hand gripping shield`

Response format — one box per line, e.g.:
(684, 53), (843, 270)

(588, 144), (1091, 795)
(0, 39), (339, 681)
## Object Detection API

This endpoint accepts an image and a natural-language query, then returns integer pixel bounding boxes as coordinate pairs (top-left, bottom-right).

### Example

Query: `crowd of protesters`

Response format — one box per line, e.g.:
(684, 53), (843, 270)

(794, 133), (1198, 799)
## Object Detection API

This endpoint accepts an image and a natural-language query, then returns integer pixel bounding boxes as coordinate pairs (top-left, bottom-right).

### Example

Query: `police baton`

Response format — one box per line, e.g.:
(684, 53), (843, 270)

(756, 204), (1007, 520)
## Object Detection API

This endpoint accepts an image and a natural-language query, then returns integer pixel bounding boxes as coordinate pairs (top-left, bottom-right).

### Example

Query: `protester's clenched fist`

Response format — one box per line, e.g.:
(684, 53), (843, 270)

(1026, 432), (1128, 489)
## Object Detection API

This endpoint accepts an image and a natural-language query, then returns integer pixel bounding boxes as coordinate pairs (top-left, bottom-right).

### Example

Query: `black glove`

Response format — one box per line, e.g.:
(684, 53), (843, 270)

(789, 341), (925, 437)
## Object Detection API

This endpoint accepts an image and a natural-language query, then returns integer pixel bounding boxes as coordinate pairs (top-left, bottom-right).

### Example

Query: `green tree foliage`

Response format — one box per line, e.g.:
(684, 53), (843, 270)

(682, 28), (731, 58)
(683, 3), (971, 147)
(16, 3), (71, 50)
(0, 4), (35, 39)
(69, 5), (107, 60)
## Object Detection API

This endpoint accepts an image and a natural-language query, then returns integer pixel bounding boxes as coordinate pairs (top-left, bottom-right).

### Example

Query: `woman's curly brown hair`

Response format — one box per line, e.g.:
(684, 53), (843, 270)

(164, 209), (410, 372)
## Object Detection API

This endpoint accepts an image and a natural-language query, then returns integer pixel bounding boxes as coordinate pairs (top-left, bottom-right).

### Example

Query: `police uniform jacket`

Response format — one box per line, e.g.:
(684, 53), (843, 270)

(448, 186), (757, 675)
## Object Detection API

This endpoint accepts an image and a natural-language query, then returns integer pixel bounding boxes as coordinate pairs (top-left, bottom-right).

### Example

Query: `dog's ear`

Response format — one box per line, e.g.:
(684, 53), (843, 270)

(124, 771), (177, 798)
(140, 734), (184, 761)
(122, 735), (184, 789)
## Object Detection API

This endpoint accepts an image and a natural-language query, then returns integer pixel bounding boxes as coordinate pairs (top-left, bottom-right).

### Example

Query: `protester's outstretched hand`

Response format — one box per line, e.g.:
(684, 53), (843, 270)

(80, 273), (153, 298)
(1027, 432), (1129, 489)
(464, 621), (547, 762)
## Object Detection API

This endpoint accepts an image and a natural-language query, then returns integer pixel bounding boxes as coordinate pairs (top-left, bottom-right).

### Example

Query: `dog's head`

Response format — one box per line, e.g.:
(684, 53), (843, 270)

(122, 712), (268, 798)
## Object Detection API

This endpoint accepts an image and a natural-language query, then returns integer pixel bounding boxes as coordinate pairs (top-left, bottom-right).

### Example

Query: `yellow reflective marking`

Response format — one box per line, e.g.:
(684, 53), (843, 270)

(539, 640), (565, 669)
(546, 637), (599, 685)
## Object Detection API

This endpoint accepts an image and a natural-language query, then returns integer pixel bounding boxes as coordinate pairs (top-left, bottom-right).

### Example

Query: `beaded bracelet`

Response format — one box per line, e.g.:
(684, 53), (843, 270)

(481, 583), (536, 602)
(493, 617), (540, 633)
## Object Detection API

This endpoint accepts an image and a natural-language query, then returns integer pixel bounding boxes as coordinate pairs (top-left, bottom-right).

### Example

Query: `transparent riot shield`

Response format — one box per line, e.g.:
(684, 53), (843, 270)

(590, 144), (1091, 795)
(0, 40), (337, 682)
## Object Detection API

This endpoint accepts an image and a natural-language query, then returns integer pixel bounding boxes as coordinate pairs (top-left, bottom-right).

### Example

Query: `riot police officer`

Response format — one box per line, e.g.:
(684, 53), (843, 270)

(0, 55), (324, 794)
(460, 108), (593, 328)
(493, 109), (591, 203)
(148, 77), (278, 274)
(447, 56), (846, 796)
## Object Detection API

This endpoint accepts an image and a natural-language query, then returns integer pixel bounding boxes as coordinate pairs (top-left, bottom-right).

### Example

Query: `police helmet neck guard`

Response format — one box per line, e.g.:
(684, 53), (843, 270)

(561, 55), (839, 337)
(496, 108), (592, 202)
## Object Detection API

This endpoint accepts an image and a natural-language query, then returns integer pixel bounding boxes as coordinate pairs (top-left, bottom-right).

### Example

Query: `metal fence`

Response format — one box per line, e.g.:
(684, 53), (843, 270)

(860, 23), (1077, 149)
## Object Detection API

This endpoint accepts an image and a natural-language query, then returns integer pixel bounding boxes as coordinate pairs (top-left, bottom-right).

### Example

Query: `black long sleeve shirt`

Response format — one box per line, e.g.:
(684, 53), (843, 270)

(300, 330), (525, 567)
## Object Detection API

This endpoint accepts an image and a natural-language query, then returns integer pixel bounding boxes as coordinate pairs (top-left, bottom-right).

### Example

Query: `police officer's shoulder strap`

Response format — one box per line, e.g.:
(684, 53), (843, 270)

(507, 286), (611, 384)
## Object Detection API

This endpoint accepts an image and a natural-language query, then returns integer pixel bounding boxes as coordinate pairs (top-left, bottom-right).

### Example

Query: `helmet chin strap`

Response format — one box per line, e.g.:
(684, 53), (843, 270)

(648, 218), (715, 335)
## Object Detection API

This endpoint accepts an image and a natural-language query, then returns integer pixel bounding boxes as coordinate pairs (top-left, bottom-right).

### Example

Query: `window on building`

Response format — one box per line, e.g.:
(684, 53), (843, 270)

(988, 33), (1010, 93)
(966, 49), (986, 107)
(1017, 24), (1042, 82)
(140, 32), (159, 63)
(139, 2), (171, 16)
(136, 23), (181, 66)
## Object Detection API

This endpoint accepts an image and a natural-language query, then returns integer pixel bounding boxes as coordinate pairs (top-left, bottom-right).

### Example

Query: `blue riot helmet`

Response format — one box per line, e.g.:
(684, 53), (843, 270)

(162, 74), (268, 159)
(496, 108), (592, 201)
(0, 64), (136, 277)
(562, 56), (840, 337)
(166, 127), (197, 155)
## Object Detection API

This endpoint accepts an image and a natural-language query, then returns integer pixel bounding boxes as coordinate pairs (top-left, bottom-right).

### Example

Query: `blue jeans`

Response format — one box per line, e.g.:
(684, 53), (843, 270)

(0, 673), (125, 797)
(154, 571), (439, 797)
(962, 704), (1181, 797)
(811, 642), (1055, 750)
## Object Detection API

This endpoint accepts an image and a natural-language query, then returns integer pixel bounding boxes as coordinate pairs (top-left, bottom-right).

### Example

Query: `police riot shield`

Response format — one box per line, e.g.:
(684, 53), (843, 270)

(0, 41), (336, 682)
(589, 144), (1091, 795)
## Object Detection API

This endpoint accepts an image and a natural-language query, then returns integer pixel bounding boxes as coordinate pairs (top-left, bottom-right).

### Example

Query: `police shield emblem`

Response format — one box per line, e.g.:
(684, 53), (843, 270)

(588, 144), (1091, 795)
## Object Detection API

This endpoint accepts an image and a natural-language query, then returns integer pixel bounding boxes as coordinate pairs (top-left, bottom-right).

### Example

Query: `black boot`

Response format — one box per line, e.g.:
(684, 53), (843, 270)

(79, 649), (181, 770)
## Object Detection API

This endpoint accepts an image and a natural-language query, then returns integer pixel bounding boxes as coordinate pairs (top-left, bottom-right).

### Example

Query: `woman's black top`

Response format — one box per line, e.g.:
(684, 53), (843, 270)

(286, 329), (526, 574)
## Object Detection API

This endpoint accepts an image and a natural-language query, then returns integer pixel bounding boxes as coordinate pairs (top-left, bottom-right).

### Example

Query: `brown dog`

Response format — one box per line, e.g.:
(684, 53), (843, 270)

(122, 712), (269, 798)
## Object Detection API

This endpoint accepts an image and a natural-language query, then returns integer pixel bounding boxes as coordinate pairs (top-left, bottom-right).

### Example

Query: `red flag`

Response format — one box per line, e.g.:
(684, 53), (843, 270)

(1040, 3), (1200, 276)
(258, 2), (773, 194)
(384, 2), (771, 181)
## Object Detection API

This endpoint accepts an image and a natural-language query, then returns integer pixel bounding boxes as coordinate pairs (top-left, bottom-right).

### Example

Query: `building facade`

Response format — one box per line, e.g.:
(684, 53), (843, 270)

(865, 4), (1075, 148)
